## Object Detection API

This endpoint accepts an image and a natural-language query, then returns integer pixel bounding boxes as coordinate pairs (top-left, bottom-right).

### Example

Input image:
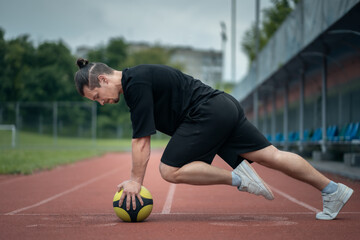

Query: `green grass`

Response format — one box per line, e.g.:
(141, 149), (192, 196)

(0, 131), (169, 175)
(0, 149), (105, 174)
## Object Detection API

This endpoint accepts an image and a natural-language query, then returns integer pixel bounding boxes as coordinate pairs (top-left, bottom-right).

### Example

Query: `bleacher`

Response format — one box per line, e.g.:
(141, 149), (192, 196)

(266, 122), (360, 166)
(232, 1), (360, 169)
(269, 122), (360, 144)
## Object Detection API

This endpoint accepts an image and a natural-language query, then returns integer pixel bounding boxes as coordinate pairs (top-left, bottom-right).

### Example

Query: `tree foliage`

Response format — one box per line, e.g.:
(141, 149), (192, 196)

(0, 28), (179, 138)
(86, 37), (127, 69)
(123, 46), (184, 70)
(241, 0), (299, 63)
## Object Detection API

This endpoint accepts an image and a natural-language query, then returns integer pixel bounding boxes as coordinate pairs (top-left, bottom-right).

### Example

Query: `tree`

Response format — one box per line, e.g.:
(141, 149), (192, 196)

(241, 0), (299, 64)
(106, 37), (128, 68)
(2, 34), (35, 101)
(87, 45), (107, 63)
(86, 37), (128, 69)
(241, 23), (267, 63)
(21, 41), (78, 101)
(262, 0), (295, 40)
(0, 28), (6, 101)
(123, 46), (184, 70)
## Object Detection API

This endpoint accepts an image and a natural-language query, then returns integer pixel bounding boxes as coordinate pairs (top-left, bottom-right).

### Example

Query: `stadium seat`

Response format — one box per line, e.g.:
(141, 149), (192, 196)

(294, 131), (299, 141)
(345, 122), (359, 141)
(288, 132), (295, 142)
(275, 132), (284, 142)
(356, 122), (360, 140)
(265, 134), (272, 142)
(311, 128), (322, 142)
(327, 125), (338, 141)
(332, 124), (349, 142)
(288, 131), (299, 142)
(344, 123), (354, 141)
(303, 129), (310, 142)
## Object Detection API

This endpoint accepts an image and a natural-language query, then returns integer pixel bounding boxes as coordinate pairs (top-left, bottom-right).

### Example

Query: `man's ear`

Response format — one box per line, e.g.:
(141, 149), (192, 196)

(97, 75), (108, 84)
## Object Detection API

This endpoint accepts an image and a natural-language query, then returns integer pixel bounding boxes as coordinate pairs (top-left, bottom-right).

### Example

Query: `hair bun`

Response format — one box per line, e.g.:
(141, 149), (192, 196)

(76, 58), (89, 69)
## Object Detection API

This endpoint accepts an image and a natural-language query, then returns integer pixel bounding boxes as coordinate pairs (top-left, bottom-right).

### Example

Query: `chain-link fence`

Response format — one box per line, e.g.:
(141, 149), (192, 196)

(0, 101), (143, 148)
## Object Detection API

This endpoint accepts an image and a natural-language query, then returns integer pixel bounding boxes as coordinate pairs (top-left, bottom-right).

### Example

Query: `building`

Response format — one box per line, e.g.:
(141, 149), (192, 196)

(168, 46), (222, 87)
(128, 42), (223, 87)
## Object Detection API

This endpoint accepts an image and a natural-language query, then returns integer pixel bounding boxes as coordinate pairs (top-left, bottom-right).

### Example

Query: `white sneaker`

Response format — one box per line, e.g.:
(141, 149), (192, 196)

(233, 160), (274, 200)
(316, 183), (353, 220)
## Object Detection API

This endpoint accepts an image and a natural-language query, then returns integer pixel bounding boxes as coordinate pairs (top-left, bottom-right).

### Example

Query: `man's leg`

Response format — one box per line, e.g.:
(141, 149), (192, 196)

(240, 145), (354, 220)
(240, 145), (330, 190)
(159, 160), (274, 200)
(159, 161), (232, 185)
(160, 144), (330, 191)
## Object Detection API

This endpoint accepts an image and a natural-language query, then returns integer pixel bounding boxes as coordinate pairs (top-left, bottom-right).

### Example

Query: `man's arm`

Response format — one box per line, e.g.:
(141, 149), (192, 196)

(117, 136), (151, 210)
(131, 135), (151, 184)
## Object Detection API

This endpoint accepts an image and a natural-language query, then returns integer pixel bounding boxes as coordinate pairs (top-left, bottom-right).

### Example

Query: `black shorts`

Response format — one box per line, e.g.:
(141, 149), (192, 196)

(161, 93), (271, 169)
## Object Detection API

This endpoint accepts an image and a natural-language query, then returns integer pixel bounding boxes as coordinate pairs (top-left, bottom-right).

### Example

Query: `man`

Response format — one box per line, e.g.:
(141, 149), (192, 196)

(74, 58), (353, 220)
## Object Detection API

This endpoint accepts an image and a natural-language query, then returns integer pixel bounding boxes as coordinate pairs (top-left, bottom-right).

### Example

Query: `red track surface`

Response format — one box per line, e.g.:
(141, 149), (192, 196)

(0, 150), (359, 240)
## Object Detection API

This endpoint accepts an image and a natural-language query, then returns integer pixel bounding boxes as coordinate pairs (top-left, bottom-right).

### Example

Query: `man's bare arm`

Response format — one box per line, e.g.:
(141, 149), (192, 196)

(117, 136), (151, 210)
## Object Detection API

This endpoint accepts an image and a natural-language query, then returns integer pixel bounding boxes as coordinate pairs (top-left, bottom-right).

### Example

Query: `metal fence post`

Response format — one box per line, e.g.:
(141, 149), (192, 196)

(271, 88), (276, 142)
(284, 83), (289, 150)
(253, 89), (259, 128)
(321, 54), (327, 153)
(299, 70), (305, 152)
(15, 102), (20, 146)
(53, 101), (58, 146)
(92, 102), (97, 145)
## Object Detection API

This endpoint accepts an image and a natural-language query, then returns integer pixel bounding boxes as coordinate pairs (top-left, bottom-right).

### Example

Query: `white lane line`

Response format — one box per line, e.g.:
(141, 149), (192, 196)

(268, 184), (321, 213)
(4, 168), (120, 215)
(4, 212), (360, 216)
(161, 183), (176, 214)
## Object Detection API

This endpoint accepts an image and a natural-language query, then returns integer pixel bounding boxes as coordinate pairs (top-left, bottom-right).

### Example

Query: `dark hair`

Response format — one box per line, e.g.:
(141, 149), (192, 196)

(74, 58), (114, 96)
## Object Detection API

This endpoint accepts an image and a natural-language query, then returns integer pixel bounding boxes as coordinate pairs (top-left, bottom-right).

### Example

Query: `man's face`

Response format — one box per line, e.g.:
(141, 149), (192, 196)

(83, 79), (120, 105)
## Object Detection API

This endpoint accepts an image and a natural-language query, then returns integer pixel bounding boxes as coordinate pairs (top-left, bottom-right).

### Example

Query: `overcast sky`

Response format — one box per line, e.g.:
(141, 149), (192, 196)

(0, 0), (272, 81)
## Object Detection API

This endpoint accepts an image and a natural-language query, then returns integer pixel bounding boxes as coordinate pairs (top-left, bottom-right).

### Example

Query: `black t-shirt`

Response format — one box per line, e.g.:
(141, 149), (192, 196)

(121, 64), (222, 138)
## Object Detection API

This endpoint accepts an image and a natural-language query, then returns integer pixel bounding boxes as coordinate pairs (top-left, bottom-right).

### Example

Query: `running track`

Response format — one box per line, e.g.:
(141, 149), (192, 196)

(0, 150), (359, 240)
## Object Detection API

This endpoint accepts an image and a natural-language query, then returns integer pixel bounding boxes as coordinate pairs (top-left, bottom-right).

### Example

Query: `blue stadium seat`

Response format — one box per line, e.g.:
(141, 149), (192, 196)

(356, 122), (360, 140)
(332, 124), (350, 142)
(344, 123), (354, 141)
(288, 131), (299, 142)
(303, 129), (310, 142)
(327, 125), (338, 141)
(265, 134), (272, 142)
(345, 122), (359, 141)
(311, 128), (322, 142)
(288, 132), (295, 142)
(294, 131), (299, 141)
(275, 133), (284, 142)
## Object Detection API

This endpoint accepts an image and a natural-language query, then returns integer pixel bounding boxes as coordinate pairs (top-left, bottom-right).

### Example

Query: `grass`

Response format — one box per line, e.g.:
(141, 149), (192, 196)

(0, 149), (105, 174)
(0, 131), (169, 175)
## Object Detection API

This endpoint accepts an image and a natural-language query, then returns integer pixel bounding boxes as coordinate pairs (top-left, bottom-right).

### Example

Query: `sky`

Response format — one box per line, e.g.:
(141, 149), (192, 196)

(0, 0), (272, 81)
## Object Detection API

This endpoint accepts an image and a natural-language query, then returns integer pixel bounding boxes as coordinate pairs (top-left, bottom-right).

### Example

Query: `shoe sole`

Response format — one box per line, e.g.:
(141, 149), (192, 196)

(316, 185), (354, 220)
(240, 160), (275, 200)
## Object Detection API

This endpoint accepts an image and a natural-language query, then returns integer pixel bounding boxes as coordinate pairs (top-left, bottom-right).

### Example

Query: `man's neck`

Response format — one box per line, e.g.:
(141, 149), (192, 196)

(113, 70), (123, 94)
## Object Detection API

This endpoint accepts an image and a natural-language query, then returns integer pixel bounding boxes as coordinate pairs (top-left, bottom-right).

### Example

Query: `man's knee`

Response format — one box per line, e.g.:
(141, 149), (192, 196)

(256, 146), (292, 168)
(242, 145), (281, 167)
(159, 162), (179, 183)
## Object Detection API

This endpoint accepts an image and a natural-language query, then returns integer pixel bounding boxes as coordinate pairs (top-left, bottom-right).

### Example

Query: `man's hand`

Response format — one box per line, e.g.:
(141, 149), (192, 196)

(117, 180), (144, 211)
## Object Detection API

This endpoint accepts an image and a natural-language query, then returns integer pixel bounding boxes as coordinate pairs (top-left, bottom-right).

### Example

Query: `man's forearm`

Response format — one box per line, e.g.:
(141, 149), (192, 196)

(131, 136), (151, 185)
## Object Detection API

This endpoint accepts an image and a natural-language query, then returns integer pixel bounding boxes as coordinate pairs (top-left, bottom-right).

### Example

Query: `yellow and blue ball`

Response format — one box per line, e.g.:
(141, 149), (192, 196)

(113, 186), (153, 222)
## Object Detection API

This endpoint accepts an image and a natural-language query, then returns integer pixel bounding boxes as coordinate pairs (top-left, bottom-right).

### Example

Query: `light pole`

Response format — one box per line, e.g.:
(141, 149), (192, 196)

(231, 0), (236, 83)
(220, 21), (227, 85)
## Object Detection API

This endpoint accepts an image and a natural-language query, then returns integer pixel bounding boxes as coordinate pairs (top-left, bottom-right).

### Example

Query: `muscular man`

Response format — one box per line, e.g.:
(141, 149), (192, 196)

(74, 58), (353, 220)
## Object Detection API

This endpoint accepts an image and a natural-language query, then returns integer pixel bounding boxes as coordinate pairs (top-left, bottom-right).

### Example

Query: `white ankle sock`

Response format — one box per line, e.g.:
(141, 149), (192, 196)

(322, 181), (338, 194)
(231, 171), (242, 186)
